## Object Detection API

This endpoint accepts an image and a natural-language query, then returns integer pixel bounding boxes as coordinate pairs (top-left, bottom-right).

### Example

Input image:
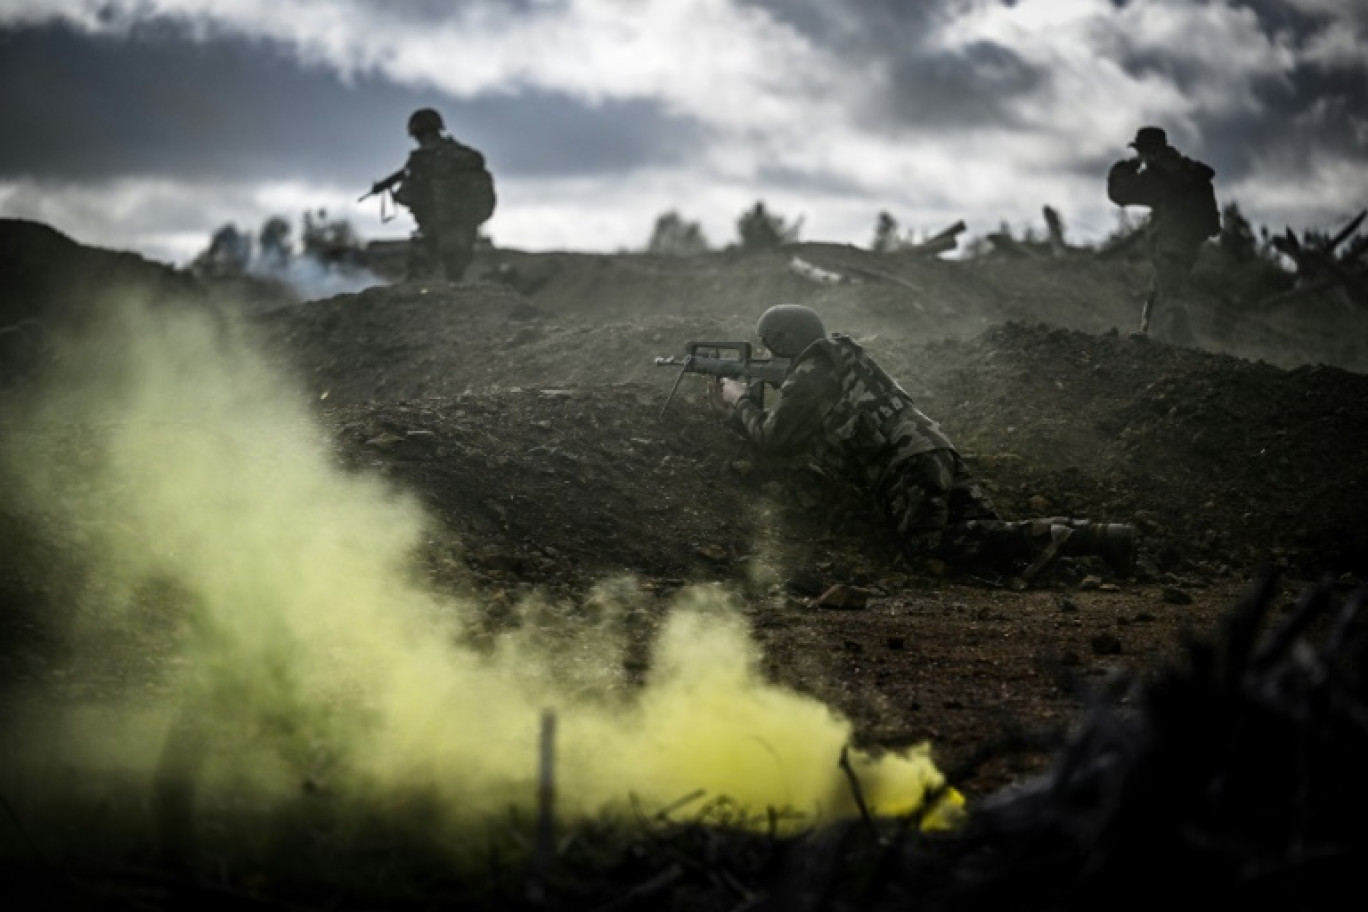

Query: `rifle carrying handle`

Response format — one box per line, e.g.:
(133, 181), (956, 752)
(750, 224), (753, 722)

(688, 340), (752, 361)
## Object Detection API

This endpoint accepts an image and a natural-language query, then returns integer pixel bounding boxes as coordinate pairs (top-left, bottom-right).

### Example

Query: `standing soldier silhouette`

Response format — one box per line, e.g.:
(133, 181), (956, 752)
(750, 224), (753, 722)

(1107, 126), (1221, 346)
(389, 108), (496, 283)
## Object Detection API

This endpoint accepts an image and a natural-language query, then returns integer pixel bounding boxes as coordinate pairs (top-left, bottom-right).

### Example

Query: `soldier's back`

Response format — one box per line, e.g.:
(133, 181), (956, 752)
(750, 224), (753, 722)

(425, 138), (496, 225)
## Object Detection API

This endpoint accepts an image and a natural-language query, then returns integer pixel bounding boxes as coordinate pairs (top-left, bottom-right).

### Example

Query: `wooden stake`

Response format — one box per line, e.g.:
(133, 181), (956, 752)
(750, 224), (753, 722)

(527, 708), (557, 904)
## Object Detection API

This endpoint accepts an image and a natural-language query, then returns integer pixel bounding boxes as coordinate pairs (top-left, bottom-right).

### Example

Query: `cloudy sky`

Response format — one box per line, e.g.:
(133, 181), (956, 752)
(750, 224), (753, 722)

(1, 0), (1364, 266)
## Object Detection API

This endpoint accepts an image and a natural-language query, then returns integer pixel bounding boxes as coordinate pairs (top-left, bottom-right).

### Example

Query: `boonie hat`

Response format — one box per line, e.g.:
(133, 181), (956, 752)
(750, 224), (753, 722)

(1129, 126), (1168, 153)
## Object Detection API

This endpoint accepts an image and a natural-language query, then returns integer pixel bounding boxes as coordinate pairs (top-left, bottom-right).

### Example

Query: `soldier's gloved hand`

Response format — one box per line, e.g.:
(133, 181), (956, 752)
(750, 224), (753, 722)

(717, 378), (748, 406)
(706, 378), (738, 416)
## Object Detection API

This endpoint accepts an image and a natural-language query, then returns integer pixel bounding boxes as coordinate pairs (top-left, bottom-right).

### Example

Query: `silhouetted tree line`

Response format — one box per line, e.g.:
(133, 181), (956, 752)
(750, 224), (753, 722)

(645, 201), (805, 255)
(191, 209), (367, 279)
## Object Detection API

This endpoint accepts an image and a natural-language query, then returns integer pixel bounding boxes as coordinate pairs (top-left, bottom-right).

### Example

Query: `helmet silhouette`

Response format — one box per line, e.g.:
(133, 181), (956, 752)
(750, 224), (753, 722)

(408, 108), (445, 138)
(757, 304), (826, 357)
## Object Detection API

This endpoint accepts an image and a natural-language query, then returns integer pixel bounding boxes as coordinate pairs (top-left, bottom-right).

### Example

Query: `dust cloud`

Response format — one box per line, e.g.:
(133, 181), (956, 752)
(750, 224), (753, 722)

(0, 296), (956, 858)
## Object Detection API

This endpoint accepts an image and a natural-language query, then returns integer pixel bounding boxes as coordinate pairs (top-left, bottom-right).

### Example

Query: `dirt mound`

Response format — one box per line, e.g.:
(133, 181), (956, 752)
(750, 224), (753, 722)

(248, 262), (1368, 582)
(914, 323), (1368, 578)
(236, 248), (1368, 795)
(0, 218), (298, 383)
(0, 218), (202, 326)
(3, 221), (1368, 906)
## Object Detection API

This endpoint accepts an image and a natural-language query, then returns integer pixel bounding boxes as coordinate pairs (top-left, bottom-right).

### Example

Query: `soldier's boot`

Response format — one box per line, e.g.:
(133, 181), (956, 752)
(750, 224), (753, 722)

(1063, 523), (1138, 577)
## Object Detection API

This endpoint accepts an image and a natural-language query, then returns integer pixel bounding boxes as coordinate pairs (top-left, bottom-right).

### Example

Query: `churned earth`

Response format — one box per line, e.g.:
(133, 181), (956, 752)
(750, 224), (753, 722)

(2, 219), (1367, 905)
(250, 236), (1368, 792)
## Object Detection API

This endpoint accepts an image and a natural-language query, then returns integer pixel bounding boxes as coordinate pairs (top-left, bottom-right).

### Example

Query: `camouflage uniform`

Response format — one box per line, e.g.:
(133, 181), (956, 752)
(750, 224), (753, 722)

(731, 334), (1090, 573)
(394, 136), (495, 282)
(1107, 140), (1220, 346)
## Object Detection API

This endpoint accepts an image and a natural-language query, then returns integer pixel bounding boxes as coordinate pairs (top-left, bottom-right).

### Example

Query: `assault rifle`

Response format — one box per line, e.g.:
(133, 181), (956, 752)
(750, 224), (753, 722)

(358, 168), (405, 222)
(654, 341), (790, 417)
(359, 168), (405, 202)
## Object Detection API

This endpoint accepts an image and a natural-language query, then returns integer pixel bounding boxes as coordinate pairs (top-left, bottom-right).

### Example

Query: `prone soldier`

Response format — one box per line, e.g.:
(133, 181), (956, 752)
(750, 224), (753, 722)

(705, 304), (1137, 584)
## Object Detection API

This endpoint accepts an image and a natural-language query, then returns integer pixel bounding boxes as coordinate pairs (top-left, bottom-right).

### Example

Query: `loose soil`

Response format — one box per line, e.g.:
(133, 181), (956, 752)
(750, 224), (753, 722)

(247, 241), (1368, 792)
(2, 219), (1367, 902)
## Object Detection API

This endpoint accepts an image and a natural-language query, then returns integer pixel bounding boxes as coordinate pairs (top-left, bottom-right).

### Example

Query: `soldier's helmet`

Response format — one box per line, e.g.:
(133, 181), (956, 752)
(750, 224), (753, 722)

(757, 304), (827, 358)
(408, 108), (445, 138)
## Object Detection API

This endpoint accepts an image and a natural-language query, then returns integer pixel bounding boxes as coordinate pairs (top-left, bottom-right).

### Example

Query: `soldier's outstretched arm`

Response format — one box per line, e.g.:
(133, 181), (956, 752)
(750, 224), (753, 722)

(1108, 157), (1175, 209)
(733, 357), (835, 454)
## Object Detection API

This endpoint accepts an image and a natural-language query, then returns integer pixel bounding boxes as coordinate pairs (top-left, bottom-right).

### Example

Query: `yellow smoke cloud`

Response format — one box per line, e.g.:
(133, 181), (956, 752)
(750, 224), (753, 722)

(0, 296), (957, 857)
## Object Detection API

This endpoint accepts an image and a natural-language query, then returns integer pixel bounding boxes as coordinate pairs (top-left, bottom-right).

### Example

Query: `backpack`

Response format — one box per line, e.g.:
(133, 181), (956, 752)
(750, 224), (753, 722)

(466, 165), (497, 225)
(428, 138), (497, 225)
(1187, 158), (1221, 239)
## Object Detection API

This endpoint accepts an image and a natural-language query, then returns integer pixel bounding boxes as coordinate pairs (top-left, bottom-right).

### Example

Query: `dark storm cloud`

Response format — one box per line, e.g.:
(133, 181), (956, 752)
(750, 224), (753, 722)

(327, 0), (550, 21)
(0, 20), (703, 185)
(743, 0), (1045, 130)
(1219, 3), (1367, 184)
(87, 0), (554, 31)
(0, 21), (409, 183)
(752, 162), (868, 199)
(874, 39), (1044, 130)
(759, 0), (1364, 206)
(1107, 3), (1367, 186)
(1110, 0), (1337, 35)
(486, 93), (701, 178)
(1204, 63), (1368, 181)
(741, 0), (952, 50)
(1227, 0), (1330, 39)
(738, 0), (952, 42)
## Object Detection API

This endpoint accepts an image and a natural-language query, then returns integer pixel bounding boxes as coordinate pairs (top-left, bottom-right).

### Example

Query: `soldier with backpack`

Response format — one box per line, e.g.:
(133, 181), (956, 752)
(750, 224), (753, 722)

(1107, 126), (1221, 346)
(390, 107), (497, 283)
(707, 304), (1139, 586)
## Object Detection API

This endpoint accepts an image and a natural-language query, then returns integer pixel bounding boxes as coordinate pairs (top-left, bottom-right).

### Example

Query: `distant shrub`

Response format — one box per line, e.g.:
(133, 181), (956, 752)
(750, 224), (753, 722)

(871, 211), (905, 252)
(1197, 201), (1296, 303)
(647, 211), (710, 256)
(258, 216), (293, 270)
(190, 223), (252, 276)
(301, 209), (365, 267)
(735, 201), (801, 252)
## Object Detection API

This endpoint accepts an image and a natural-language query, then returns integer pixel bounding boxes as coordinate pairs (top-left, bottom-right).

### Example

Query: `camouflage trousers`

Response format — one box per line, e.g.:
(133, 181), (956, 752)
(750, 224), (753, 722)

(1145, 241), (1201, 346)
(408, 220), (479, 282)
(878, 448), (1087, 571)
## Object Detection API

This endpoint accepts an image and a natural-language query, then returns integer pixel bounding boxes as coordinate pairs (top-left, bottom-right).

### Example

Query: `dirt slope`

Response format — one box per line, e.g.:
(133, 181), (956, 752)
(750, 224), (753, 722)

(3, 222), (1367, 819)
(249, 243), (1368, 586)
(173, 238), (1363, 796)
